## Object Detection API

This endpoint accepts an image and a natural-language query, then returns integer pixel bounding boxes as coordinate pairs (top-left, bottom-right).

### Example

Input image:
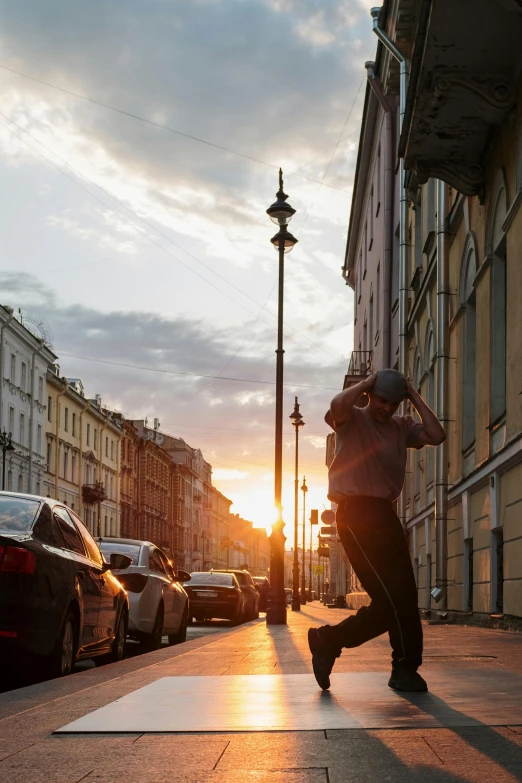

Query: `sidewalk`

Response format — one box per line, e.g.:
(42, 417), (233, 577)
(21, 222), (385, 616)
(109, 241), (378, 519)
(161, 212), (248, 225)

(2, 604), (522, 782)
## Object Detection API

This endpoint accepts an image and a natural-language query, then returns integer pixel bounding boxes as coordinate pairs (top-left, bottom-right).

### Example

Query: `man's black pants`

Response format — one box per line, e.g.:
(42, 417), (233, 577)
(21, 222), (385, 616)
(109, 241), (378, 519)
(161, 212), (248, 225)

(319, 496), (423, 671)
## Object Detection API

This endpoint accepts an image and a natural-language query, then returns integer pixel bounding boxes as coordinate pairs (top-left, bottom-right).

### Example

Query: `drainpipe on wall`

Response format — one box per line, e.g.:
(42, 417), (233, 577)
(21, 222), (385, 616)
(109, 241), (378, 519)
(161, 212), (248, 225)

(371, 6), (409, 377)
(28, 340), (45, 495)
(371, 7), (410, 527)
(0, 307), (15, 431)
(434, 180), (449, 609)
(365, 61), (394, 368)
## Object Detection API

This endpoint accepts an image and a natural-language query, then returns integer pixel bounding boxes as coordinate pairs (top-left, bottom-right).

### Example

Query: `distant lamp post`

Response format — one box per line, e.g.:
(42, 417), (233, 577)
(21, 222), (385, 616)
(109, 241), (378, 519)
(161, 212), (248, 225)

(266, 169), (298, 626)
(289, 397), (304, 612)
(0, 430), (15, 491)
(301, 477), (308, 603)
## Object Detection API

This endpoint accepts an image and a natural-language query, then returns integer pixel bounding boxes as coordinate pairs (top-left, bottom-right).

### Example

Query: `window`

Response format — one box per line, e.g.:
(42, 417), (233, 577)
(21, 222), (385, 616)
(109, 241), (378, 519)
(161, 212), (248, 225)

(18, 473), (24, 492)
(149, 548), (166, 573)
(110, 440), (114, 461)
(38, 377), (43, 402)
(47, 441), (52, 472)
(64, 450), (68, 481)
(72, 412), (76, 437)
(21, 362), (27, 391)
(369, 187), (374, 248)
(8, 406), (14, 438)
(376, 144), (381, 213)
(71, 454), (76, 483)
(48, 396), (53, 423)
(87, 423), (90, 447)
(64, 407), (69, 432)
(19, 413), (25, 447)
(193, 533), (198, 551)
(460, 240), (477, 451)
(105, 436), (109, 457)
(37, 424), (42, 455)
(10, 354), (15, 383)
(93, 429), (98, 451)
(369, 294), (374, 349)
(490, 239), (507, 424)
(427, 179), (436, 233)
(53, 507), (85, 555)
(71, 511), (103, 566)
(7, 470), (12, 491)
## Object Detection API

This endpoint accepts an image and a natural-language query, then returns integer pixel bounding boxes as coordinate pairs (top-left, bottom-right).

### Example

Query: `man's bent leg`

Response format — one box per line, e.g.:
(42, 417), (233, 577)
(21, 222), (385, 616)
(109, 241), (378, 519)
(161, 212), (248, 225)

(315, 497), (423, 672)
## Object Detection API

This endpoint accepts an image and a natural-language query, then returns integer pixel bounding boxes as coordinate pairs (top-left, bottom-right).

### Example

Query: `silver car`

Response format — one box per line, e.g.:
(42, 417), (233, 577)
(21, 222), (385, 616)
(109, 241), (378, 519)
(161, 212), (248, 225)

(99, 538), (190, 650)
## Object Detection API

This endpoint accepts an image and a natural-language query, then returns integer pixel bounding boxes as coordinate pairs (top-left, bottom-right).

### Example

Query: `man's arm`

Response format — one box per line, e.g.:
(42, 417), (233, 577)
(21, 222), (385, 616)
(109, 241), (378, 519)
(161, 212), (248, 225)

(328, 372), (378, 427)
(406, 378), (446, 446)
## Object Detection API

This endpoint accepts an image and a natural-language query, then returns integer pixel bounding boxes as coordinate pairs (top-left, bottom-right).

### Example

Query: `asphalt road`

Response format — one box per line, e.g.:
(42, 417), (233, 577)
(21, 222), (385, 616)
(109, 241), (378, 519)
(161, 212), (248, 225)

(0, 618), (236, 694)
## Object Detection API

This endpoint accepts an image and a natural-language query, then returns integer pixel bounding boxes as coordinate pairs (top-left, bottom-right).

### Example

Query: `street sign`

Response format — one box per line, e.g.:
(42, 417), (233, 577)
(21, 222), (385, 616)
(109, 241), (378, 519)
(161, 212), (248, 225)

(320, 509), (336, 524)
(310, 509), (318, 525)
(320, 526), (336, 536)
(317, 546), (330, 558)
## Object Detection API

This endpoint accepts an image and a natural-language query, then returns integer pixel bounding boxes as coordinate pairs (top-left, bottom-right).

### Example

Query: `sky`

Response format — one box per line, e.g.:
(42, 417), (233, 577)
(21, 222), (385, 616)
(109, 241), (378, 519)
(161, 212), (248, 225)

(0, 0), (378, 545)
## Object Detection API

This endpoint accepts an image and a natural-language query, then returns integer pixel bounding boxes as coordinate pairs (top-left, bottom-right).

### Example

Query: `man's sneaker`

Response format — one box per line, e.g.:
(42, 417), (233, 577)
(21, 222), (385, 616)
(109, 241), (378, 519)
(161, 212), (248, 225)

(388, 669), (428, 692)
(308, 627), (339, 691)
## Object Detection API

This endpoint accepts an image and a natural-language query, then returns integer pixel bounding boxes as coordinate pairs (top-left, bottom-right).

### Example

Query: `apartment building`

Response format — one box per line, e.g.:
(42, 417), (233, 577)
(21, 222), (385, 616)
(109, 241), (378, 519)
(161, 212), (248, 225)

(342, 0), (522, 621)
(0, 306), (56, 495)
(44, 373), (122, 536)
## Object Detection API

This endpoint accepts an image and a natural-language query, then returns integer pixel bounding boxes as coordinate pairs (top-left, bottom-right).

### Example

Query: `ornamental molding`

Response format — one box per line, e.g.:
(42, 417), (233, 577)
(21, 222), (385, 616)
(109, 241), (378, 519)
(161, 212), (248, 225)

(414, 159), (485, 198)
(428, 74), (515, 126)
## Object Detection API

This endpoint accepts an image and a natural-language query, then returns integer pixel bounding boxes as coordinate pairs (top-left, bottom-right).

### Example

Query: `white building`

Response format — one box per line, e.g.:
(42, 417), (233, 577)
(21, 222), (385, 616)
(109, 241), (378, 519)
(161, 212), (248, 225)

(0, 306), (57, 494)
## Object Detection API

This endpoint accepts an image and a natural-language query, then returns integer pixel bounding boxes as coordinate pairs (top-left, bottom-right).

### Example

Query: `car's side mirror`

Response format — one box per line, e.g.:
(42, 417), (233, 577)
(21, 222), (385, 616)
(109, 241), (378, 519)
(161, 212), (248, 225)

(174, 569), (191, 582)
(102, 553), (133, 572)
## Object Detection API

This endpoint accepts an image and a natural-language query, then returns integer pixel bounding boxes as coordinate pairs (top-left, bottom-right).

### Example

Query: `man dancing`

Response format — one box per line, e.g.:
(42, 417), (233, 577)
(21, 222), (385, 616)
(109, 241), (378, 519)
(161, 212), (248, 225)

(308, 369), (446, 693)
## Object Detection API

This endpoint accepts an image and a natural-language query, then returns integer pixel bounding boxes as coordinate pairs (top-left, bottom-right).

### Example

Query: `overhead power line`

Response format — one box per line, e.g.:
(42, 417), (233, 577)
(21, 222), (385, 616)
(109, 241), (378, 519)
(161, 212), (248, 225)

(0, 113), (343, 367)
(57, 351), (340, 391)
(0, 62), (350, 194)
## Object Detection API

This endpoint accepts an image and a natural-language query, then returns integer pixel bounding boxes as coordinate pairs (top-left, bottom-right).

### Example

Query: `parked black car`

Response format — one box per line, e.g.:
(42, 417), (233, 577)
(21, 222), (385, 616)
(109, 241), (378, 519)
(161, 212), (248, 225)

(0, 492), (130, 678)
(252, 576), (270, 612)
(211, 569), (260, 620)
(185, 571), (245, 624)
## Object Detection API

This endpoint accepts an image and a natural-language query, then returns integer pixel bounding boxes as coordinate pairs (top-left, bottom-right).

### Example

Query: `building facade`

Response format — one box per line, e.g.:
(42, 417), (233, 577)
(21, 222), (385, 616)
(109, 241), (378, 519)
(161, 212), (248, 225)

(342, 0), (522, 620)
(0, 306), (56, 495)
(228, 513), (270, 576)
(120, 421), (139, 539)
(44, 373), (122, 536)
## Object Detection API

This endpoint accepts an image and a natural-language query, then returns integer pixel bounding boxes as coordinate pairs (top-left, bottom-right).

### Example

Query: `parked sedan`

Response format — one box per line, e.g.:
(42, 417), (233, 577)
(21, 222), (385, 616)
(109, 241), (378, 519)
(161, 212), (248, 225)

(0, 492), (130, 678)
(99, 538), (191, 650)
(253, 576), (270, 612)
(185, 571), (245, 624)
(211, 569), (260, 620)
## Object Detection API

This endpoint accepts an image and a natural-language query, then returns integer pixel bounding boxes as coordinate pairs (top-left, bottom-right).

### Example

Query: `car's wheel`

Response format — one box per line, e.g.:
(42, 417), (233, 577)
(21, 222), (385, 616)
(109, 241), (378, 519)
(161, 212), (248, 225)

(144, 603), (164, 651)
(168, 606), (188, 645)
(48, 609), (76, 678)
(230, 605), (243, 626)
(95, 609), (127, 666)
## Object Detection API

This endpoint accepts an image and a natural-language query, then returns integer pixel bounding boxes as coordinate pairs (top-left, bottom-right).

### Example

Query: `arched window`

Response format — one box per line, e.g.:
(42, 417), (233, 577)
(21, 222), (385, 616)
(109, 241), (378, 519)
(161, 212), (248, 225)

(486, 170), (508, 426)
(460, 235), (478, 452)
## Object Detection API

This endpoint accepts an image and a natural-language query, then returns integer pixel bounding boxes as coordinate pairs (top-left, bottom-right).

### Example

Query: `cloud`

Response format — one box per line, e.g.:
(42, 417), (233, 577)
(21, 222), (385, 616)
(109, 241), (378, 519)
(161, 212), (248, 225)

(212, 469), (249, 481)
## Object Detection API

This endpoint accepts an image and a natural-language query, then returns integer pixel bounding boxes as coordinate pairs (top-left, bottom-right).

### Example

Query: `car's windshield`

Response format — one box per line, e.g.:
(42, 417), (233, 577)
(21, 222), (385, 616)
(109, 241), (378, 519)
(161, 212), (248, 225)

(100, 542), (141, 565)
(190, 573), (234, 586)
(0, 496), (40, 532)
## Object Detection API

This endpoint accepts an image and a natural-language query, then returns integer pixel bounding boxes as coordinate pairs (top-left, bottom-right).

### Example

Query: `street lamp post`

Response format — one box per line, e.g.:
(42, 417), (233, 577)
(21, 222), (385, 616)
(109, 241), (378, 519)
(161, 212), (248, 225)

(0, 430), (15, 491)
(301, 477), (308, 604)
(289, 397), (304, 612)
(265, 169), (298, 626)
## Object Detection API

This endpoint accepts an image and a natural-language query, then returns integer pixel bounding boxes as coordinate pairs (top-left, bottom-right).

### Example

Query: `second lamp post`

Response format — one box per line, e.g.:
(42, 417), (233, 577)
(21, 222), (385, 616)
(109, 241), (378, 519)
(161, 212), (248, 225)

(301, 476), (308, 603)
(289, 397), (304, 611)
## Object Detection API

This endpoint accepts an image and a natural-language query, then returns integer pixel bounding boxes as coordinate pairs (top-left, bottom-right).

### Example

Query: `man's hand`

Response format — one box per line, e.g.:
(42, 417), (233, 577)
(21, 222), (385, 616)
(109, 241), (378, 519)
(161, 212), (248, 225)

(364, 371), (378, 393)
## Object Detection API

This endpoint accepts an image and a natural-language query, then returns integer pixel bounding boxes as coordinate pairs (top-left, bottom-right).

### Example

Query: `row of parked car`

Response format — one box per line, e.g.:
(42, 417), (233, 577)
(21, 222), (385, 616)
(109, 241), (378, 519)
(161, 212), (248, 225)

(0, 492), (269, 681)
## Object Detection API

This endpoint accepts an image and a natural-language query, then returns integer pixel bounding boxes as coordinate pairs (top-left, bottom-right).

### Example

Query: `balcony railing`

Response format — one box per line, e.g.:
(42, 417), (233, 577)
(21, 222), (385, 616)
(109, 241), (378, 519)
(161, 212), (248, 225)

(82, 482), (107, 505)
(344, 351), (372, 389)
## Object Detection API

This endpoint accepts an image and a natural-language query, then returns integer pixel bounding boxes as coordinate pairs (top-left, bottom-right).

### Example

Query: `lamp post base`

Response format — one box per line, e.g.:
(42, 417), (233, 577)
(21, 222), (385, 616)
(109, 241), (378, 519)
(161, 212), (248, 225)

(266, 599), (287, 625)
(291, 596), (301, 612)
